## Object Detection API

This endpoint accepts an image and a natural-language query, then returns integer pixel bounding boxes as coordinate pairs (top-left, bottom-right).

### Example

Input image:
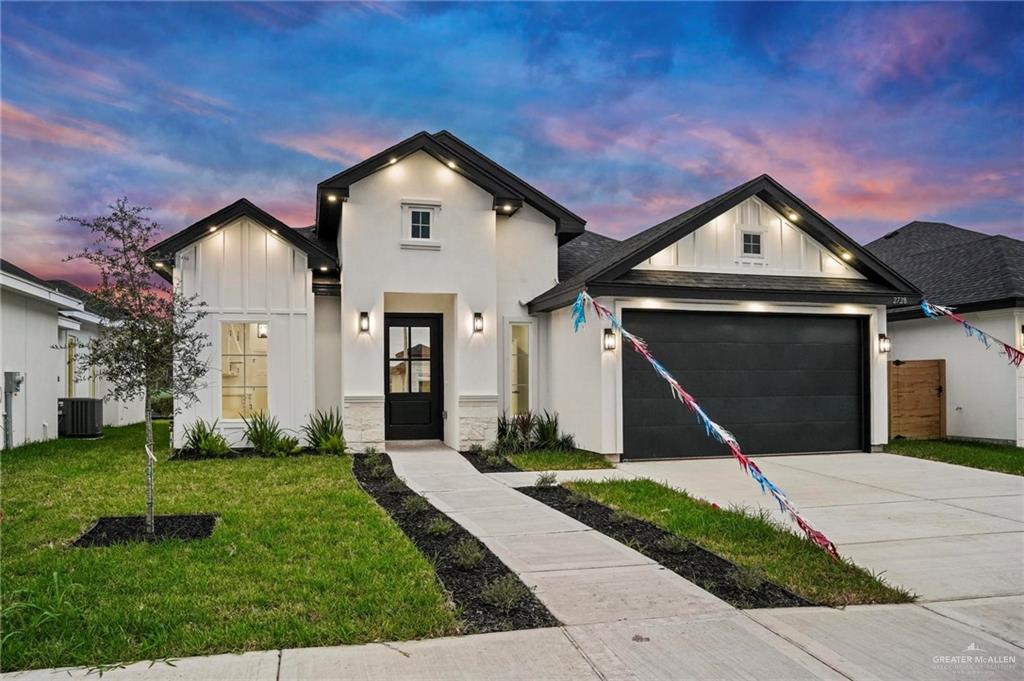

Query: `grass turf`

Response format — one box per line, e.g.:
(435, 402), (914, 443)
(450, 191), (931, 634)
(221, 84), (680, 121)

(885, 439), (1023, 476)
(1, 421), (458, 672)
(506, 449), (612, 471)
(568, 479), (915, 607)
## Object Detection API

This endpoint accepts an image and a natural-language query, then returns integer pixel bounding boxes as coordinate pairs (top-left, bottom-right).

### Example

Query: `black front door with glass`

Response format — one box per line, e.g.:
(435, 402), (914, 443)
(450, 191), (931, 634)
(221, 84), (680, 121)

(385, 314), (443, 440)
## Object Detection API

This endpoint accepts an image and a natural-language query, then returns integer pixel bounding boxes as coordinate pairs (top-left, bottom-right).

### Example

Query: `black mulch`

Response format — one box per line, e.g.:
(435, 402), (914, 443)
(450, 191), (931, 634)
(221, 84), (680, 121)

(169, 448), (339, 461)
(459, 451), (518, 473)
(520, 486), (812, 609)
(72, 514), (217, 548)
(353, 454), (558, 633)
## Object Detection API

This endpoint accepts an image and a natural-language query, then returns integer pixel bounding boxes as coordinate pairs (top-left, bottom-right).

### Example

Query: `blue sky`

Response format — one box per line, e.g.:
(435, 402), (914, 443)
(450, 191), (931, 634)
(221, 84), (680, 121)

(2, 1), (1021, 286)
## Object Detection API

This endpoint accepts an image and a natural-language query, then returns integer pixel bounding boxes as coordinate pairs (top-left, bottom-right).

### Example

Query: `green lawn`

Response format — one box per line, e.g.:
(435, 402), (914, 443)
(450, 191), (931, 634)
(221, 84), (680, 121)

(885, 438), (1023, 476)
(507, 449), (613, 471)
(1, 422), (457, 672)
(568, 479), (914, 607)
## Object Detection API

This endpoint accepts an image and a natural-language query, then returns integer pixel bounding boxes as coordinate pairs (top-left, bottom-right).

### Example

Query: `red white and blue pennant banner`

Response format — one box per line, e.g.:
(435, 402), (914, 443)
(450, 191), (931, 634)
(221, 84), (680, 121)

(920, 300), (1024, 368)
(571, 290), (839, 558)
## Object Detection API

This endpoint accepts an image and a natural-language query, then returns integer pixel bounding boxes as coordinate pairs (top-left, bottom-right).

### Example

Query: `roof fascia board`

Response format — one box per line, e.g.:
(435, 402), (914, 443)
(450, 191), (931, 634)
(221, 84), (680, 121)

(888, 296), (1024, 321)
(1, 273), (85, 310)
(58, 314), (83, 331)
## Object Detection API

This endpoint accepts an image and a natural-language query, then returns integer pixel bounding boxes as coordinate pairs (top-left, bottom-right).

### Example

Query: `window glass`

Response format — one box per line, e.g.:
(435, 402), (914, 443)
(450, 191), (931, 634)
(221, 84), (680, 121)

(409, 326), (430, 358)
(510, 324), (530, 415)
(389, 361), (409, 393)
(222, 322), (269, 418)
(389, 327), (407, 359)
(66, 335), (77, 398)
(411, 209), (431, 239)
(742, 232), (762, 256)
(410, 361), (431, 393)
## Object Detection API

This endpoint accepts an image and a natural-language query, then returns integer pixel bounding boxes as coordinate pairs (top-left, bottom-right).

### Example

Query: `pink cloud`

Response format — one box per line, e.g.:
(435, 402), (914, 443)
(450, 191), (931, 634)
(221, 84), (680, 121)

(1, 101), (128, 153)
(801, 5), (979, 92)
(265, 126), (400, 165)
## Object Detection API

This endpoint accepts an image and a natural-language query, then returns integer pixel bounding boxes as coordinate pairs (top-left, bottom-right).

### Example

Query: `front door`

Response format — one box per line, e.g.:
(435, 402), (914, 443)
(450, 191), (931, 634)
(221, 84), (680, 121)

(385, 314), (443, 440)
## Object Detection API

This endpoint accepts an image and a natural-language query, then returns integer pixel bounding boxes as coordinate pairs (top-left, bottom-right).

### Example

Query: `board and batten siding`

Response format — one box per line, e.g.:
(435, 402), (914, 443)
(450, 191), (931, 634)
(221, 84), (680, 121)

(173, 217), (315, 448)
(636, 196), (864, 279)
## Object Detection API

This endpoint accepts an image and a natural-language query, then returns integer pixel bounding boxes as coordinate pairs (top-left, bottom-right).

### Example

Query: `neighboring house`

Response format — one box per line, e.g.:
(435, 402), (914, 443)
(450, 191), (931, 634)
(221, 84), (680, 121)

(868, 222), (1024, 447)
(0, 260), (145, 448)
(148, 130), (919, 458)
(46, 280), (147, 428)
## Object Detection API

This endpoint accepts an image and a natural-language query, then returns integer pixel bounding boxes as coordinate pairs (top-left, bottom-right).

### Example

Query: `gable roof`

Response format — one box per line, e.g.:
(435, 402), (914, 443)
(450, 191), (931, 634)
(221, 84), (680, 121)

(47, 279), (122, 319)
(529, 174), (920, 312)
(1, 259), (85, 310)
(315, 130), (585, 244)
(558, 230), (619, 280)
(867, 222), (1023, 312)
(146, 198), (338, 281)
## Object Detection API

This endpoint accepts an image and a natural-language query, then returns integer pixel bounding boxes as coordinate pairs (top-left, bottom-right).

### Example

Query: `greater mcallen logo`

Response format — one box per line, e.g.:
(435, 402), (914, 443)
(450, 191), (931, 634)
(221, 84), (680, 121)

(932, 642), (1017, 669)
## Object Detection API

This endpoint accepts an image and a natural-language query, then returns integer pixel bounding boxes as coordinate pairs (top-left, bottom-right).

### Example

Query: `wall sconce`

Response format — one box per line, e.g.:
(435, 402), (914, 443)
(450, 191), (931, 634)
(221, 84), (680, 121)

(359, 312), (370, 333)
(878, 333), (891, 353)
(473, 312), (484, 333)
(603, 328), (617, 351)
(256, 322), (269, 339)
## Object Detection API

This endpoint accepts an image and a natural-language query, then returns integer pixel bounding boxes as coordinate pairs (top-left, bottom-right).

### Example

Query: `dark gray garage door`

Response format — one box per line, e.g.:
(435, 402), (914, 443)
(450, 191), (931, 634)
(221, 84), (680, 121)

(622, 310), (867, 460)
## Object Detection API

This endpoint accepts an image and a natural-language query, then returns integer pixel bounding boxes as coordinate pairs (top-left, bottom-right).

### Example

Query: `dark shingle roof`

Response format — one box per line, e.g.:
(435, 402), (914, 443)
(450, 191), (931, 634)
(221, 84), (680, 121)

(616, 269), (894, 294)
(47, 279), (121, 319)
(1, 259), (58, 289)
(294, 225), (338, 261)
(558, 231), (619, 280)
(867, 222), (1023, 308)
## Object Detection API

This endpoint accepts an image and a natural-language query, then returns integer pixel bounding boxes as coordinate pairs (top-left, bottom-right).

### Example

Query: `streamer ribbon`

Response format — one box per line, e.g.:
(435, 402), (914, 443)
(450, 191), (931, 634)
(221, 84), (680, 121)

(920, 300), (1024, 368)
(571, 289), (839, 558)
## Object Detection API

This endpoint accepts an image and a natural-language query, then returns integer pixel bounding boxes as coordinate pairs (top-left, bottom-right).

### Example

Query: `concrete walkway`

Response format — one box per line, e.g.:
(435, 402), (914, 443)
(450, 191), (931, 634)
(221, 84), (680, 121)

(620, 453), (1024, 602)
(6, 445), (1021, 680)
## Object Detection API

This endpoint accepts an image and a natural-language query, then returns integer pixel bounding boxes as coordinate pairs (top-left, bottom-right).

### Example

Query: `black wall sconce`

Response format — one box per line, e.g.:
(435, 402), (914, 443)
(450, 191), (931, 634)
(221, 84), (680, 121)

(359, 311), (370, 333)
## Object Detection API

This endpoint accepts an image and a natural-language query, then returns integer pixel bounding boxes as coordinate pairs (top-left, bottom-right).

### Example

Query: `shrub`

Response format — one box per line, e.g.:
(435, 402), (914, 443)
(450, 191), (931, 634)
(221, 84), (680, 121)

(483, 451), (508, 468)
(401, 495), (430, 514)
(241, 412), (298, 456)
(535, 471), (558, 487)
(734, 567), (767, 591)
(495, 410), (577, 454)
(426, 517), (454, 537)
(150, 391), (173, 418)
(535, 411), (561, 449)
(655, 535), (691, 554)
(609, 509), (632, 524)
(302, 408), (345, 453)
(467, 443), (484, 455)
(480, 574), (529, 612)
(370, 463), (391, 479)
(557, 433), (577, 452)
(383, 477), (407, 495)
(182, 419), (230, 457)
(452, 538), (485, 570)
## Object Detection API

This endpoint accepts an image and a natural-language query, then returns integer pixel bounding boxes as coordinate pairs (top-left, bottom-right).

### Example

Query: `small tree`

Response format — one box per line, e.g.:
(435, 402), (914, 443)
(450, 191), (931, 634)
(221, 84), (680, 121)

(63, 199), (210, 535)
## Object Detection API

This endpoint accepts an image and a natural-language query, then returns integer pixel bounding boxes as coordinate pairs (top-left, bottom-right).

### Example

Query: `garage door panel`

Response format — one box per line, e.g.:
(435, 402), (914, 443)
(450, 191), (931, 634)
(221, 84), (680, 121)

(622, 310), (866, 459)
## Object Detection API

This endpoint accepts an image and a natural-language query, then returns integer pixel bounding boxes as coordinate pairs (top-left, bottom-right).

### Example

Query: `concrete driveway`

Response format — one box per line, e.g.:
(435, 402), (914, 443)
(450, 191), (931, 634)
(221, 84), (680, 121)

(618, 453), (1024, 603)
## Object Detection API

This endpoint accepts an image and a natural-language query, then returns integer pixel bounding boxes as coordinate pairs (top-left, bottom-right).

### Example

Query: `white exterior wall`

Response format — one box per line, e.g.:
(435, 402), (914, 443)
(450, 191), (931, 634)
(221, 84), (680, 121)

(637, 196), (864, 279)
(339, 151), (559, 450)
(62, 324), (146, 427)
(889, 308), (1022, 446)
(546, 297), (889, 455)
(0, 291), (62, 447)
(173, 217), (315, 448)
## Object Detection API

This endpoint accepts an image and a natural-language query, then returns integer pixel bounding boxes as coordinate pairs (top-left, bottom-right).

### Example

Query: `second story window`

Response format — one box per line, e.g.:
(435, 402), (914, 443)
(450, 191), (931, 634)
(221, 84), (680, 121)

(410, 209), (432, 239)
(741, 231), (762, 257)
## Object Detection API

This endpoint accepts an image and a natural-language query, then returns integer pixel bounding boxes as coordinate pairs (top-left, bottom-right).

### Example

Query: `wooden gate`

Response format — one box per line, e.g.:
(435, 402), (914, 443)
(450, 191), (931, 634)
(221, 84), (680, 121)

(888, 359), (946, 440)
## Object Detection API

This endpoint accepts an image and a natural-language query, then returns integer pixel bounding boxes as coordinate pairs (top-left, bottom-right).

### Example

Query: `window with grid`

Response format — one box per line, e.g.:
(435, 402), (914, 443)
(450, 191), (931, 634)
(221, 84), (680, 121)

(388, 325), (431, 393)
(221, 322), (268, 418)
(741, 231), (762, 256)
(410, 209), (432, 239)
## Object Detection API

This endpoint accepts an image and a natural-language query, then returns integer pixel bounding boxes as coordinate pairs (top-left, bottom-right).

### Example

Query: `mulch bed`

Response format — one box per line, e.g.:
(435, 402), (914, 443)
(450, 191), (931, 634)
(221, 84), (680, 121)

(519, 486), (812, 609)
(169, 448), (338, 461)
(459, 451), (519, 473)
(72, 514), (217, 547)
(353, 453), (558, 633)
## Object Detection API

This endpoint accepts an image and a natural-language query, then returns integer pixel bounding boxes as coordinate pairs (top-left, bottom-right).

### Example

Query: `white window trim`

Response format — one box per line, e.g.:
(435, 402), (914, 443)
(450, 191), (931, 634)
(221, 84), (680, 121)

(736, 225), (767, 261)
(503, 318), (537, 416)
(220, 319), (270, 422)
(400, 200), (442, 250)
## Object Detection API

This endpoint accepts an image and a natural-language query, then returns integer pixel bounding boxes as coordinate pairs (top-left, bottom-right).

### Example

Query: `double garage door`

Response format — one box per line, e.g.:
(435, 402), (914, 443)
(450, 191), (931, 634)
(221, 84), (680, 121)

(622, 310), (867, 460)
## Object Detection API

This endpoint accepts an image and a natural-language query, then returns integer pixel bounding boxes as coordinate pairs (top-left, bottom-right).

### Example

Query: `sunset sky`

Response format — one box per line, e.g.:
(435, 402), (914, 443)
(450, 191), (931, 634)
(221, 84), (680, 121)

(2, 1), (1021, 287)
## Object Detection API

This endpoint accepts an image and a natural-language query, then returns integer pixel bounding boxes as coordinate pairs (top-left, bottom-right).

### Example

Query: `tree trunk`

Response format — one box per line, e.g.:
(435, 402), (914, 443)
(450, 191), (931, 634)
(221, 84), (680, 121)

(144, 389), (155, 535)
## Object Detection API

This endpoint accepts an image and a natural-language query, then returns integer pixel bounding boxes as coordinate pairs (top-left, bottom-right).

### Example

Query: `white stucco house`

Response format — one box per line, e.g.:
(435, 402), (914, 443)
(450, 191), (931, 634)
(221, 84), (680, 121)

(148, 130), (920, 459)
(868, 222), (1023, 447)
(0, 260), (144, 449)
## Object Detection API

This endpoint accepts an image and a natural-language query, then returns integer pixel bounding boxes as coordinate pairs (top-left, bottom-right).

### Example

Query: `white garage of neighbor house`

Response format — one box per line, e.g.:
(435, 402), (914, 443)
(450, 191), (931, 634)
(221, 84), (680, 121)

(1, 260), (144, 449)
(868, 222), (1024, 447)
(148, 131), (920, 459)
